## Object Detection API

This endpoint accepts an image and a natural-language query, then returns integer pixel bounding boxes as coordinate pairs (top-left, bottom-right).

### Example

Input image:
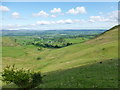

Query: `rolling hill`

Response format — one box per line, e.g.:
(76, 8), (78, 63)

(2, 25), (119, 88)
(2, 25), (118, 73)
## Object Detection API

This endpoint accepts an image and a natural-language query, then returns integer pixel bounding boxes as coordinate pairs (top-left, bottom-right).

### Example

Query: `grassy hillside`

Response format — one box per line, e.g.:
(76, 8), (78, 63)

(2, 25), (119, 88)
(2, 25), (118, 73)
(37, 25), (118, 72)
(2, 59), (118, 88)
(2, 37), (18, 47)
(39, 59), (118, 88)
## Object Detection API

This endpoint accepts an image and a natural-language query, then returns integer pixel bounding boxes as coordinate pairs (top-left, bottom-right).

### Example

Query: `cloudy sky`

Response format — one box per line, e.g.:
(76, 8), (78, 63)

(0, 2), (118, 30)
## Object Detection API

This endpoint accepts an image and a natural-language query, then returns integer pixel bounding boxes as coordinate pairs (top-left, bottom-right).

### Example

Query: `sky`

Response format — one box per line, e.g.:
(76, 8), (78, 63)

(0, 2), (119, 30)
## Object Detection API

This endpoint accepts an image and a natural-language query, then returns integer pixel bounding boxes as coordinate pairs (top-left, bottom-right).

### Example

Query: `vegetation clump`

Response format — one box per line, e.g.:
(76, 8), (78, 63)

(99, 61), (102, 64)
(37, 47), (42, 51)
(102, 48), (105, 50)
(2, 65), (42, 89)
(36, 57), (41, 60)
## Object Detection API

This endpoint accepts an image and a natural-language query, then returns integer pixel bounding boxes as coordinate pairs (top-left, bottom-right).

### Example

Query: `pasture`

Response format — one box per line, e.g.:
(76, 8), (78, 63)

(1, 25), (119, 88)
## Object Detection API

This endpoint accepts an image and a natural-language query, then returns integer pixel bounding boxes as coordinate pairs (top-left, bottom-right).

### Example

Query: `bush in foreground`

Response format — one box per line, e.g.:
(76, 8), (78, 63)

(2, 65), (42, 89)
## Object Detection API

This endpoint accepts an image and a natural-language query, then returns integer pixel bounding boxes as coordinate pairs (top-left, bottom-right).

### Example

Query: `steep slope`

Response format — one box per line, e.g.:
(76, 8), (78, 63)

(39, 59), (118, 88)
(38, 25), (118, 72)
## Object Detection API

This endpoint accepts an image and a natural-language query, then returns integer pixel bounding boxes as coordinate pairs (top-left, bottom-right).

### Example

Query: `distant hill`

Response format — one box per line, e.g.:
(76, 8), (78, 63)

(2, 29), (105, 36)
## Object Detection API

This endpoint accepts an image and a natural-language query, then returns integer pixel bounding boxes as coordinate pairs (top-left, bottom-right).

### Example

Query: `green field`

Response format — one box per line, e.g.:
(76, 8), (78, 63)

(1, 25), (119, 88)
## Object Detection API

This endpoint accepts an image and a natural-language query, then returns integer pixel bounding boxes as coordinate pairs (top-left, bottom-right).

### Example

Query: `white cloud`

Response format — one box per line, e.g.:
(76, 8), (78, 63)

(73, 19), (86, 23)
(50, 8), (61, 13)
(5, 24), (21, 29)
(64, 19), (73, 24)
(60, 13), (65, 16)
(31, 24), (36, 26)
(89, 16), (110, 22)
(89, 10), (119, 23)
(51, 21), (56, 24)
(73, 19), (80, 23)
(7, 24), (14, 27)
(107, 10), (118, 22)
(32, 10), (49, 17)
(0, 6), (10, 12)
(36, 21), (51, 25)
(67, 6), (86, 15)
(56, 20), (65, 24)
(2, 24), (37, 30)
(36, 19), (74, 25)
(51, 15), (56, 18)
(12, 12), (20, 18)
(89, 16), (102, 22)
(56, 19), (73, 24)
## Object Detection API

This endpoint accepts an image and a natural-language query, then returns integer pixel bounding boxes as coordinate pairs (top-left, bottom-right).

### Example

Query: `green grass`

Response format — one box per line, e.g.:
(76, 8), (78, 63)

(2, 37), (18, 46)
(10, 36), (36, 46)
(2, 26), (118, 73)
(65, 37), (89, 44)
(39, 59), (118, 88)
(1, 25), (119, 88)
(2, 59), (118, 88)
(2, 46), (25, 58)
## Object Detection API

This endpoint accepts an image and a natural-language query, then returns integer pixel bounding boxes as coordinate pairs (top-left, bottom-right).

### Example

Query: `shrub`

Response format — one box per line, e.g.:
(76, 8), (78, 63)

(66, 43), (72, 46)
(36, 57), (41, 60)
(37, 48), (42, 51)
(2, 65), (42, 89)
(102, 48), (105, 50)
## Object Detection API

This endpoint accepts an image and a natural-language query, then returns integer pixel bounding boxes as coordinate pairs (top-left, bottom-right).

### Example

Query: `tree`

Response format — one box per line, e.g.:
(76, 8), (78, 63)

(14, 39), (17, 42)
(66, 43), (72, 46)
(58, 38), (65, 43)
(2, 65), (42, 89)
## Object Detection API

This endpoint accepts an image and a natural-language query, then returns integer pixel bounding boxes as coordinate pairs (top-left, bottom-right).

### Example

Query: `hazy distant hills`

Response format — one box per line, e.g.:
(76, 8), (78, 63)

(1, 29), (106, 36)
